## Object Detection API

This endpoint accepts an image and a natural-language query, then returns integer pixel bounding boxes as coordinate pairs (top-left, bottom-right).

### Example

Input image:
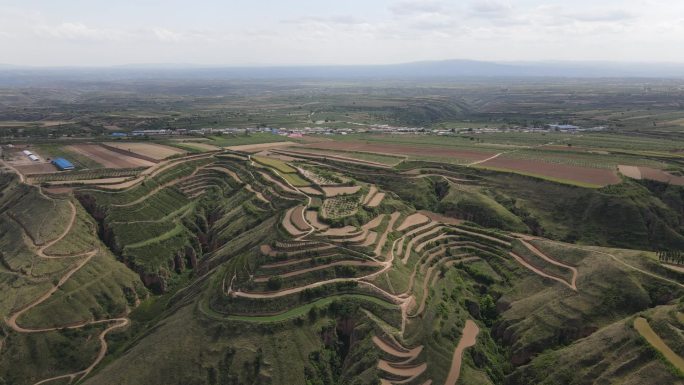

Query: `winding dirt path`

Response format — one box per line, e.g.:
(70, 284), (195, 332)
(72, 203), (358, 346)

(253, 260), (381, 282)
(444, 320), (480, 385)
(377, 360), (427, 380)
(543, 240), (684, 289)
(520, 240), (578, 290)
(372, 336), (423, 362)
(4, 195), (130, 385)
(509, 252), (576, 290)
(467, 152), (503, 166)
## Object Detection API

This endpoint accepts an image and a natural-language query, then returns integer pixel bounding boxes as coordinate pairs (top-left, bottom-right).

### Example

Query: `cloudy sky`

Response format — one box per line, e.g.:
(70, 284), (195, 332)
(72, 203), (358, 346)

(1, 0), (683, 66)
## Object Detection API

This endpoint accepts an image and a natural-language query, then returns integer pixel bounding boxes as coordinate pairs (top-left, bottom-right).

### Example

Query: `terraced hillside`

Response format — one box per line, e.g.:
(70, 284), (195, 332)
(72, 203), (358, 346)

(2, 148), (684, 385)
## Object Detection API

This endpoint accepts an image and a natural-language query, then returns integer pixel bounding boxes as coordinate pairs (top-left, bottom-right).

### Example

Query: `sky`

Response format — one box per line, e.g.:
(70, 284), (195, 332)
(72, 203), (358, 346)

(1, 0), (684, 67)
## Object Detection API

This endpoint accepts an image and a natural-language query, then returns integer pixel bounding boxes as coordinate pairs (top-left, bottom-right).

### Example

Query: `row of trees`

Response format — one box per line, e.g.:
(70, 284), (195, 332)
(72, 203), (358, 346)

(657, 250), (684, 265)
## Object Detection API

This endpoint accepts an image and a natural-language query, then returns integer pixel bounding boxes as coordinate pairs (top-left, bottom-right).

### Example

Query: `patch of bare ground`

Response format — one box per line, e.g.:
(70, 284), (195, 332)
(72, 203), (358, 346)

(299, 186), (323, 196)
(638, 166), (684, 185)
(282, 207), (306, 237)
(361, 231), (378, 247)
(662, 263), (684, 273)
(291, 205), (310, 232)
(66, 144), (155, 168)
(103, 142), (184, 160)
(397, 213), (430, 232)
(418, 210), (463, 225)
(480, 156), (620, 186)
(366, 192), (385, 208)
(618, 165), (642, 179)
(305, 210), (329, 231)
(323, 226), (360, 237)
(362, 185), (378, 205)
(322, 185), (361, 197)
(444, 320), (480, 385)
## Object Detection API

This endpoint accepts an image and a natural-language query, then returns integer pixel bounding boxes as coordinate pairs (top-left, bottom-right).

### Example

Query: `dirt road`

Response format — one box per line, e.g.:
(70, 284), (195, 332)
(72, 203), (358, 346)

(444, 320), (480, 385)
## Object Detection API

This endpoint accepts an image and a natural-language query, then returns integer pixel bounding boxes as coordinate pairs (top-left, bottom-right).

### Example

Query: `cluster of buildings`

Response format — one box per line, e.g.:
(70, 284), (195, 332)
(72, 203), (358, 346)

(107, 122), (605, 140)
(22, 150), (40, 161)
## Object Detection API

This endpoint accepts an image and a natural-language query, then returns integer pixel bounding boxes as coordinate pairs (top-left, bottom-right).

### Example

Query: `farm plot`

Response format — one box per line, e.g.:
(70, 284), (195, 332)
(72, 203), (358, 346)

(321, 195), (361, 219)
(253, 156), (296, 173)
(66, 145), (155, 169)
(289, 147), (406, 166)
(103, 142), (185, 160)
(169, 141), (221, 152)
(321, 185), (361, 197)
(479, 155), (620, 187)
(13, 163), (58, 175)
(397, 213), (430, 232)
(366, 192), (385, 208)
(253, 155), (310, 187)
(297, 167), (343, 185)
(225, 141), (296, 153)
(34, 143), (104, 169)
(299, 140), (496, 164)
(621, 165), (684, 185)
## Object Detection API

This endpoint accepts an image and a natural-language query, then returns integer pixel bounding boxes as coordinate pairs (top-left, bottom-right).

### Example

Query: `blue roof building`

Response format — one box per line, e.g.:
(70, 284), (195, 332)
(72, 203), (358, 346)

(51, 158), (75, 171)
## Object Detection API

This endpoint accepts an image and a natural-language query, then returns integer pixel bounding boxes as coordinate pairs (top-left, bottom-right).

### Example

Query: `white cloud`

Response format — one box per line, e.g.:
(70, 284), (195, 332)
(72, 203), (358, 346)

(151, 27), (185, 42)
(35, 22), (125, 41)
(469, 0), (512, 18)
(390, 0), (446, 15)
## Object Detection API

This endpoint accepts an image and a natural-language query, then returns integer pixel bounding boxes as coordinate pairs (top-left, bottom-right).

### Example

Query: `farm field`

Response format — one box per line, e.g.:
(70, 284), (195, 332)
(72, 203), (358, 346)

(205, 133), (293, 148)
(286, 146), (406, 166)
(65, 144), (155, 168)
(619, 165), (684, 185)
(166, 141), (221, 152)
(478, 155), (621, 187)
(102, 142), (185, 160)
(299, 139), (497, 164)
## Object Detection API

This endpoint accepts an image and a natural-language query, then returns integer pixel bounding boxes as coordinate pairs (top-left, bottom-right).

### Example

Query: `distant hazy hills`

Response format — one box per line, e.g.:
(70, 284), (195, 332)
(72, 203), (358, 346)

(2, 60), (684, 84)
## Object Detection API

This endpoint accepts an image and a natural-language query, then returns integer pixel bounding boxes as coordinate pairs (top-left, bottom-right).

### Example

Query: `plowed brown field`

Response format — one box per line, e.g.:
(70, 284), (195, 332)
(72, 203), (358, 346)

(301, 141), (494, 161)
(481, 157), (620, 186)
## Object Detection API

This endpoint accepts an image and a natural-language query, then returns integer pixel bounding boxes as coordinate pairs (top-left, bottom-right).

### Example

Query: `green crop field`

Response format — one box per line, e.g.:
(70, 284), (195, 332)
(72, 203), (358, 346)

(253, 155), (297, 173)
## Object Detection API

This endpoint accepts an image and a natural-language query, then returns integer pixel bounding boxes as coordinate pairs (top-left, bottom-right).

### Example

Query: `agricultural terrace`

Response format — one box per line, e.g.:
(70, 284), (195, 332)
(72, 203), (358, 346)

(252, 155), (310, 187)
(6, 130), (684, 385)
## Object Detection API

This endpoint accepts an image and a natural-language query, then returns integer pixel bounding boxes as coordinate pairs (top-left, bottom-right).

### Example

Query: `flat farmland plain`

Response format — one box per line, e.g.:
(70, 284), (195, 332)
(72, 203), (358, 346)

(478, 156), (620, 187)
(103, 142), (185, 160)
(300, 140), (496, 163)
(66, 144), (155, 168)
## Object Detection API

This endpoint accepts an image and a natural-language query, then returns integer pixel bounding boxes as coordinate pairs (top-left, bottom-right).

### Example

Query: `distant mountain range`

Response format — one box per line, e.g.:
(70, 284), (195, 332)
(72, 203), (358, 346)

(2, 60), (684, 84)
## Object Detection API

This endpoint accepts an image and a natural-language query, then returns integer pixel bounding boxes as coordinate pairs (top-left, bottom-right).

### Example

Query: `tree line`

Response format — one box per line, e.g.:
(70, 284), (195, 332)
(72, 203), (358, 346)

(657, 250), (684, 265)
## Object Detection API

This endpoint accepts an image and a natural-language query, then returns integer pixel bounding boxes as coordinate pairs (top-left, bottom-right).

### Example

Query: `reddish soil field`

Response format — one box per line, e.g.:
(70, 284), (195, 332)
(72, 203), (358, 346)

(301, 141), (495, 161)
(638, 167), (684, 186)
(291, 205), (310, 232)
(481, 157), (620, 186)
(66, 145), (155, 168)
